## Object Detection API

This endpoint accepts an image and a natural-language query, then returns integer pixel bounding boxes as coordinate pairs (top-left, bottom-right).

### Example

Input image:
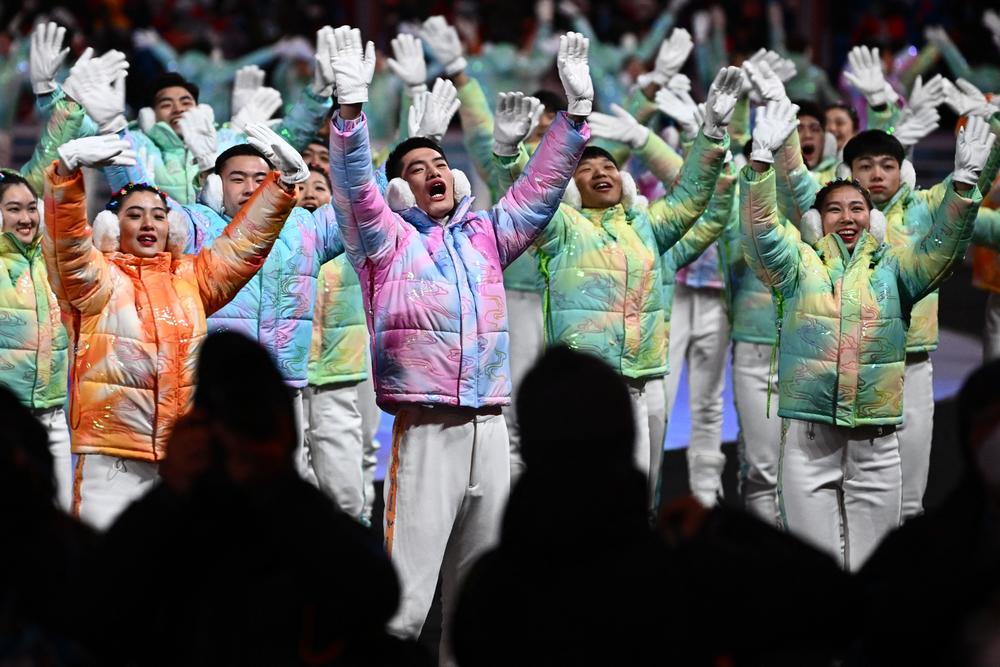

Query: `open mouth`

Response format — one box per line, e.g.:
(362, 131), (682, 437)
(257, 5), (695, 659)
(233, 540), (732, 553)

(801, 143), (816, 159)
(836, 228), (858, 243)
(15, 223), (35, 234)
(593, 180), (613, 192)
(137, 233), (158, 248)
(427, 180), (447, 202)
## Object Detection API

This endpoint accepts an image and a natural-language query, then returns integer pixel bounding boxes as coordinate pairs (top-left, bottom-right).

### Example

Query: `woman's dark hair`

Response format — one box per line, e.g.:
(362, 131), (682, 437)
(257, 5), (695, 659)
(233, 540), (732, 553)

(824, 102), (859, 132)
(105, 183), (170, 213)
(812, 178), (874, 211)
(0, 170), (38, 201)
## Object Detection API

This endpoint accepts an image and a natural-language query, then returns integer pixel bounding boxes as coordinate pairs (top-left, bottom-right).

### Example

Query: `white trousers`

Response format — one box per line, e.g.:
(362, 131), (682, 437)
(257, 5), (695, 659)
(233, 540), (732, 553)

(291, 388), (320, 487)
(897, 356), (934, 520)
(35, 406), (72, 512)
(626, 377), (666, 510)
(731, 342), (782, 525)
(303, 380), (368, 522)
(357, 374), (381, 525)
(663, 284), (731, 506)
(778, 419), (901, 571)
(73, 454), (159, 531)
(985, 291), (1000, 361)
(385, 405), (510, 665)
(502, 289), (544, 486)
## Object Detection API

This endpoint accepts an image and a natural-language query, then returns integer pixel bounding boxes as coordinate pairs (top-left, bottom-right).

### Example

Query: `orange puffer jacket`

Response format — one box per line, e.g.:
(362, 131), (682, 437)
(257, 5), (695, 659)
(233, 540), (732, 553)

(43, 163), (295, 461)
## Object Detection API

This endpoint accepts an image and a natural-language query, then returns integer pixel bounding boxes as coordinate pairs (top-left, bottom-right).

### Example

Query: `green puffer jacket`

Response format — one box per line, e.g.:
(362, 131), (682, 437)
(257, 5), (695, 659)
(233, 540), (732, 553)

(21, 91), (88, 197)
(741, 166), (981, 427)
(535, 130), (728, 378)
(308, 255), (368, 386)
(0, 232), (68, 409)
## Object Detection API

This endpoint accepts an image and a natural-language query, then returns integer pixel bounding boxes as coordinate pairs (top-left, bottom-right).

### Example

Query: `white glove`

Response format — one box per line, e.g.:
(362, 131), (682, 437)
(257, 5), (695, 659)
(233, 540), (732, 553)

(536, 0), (555, 24)
(742, 60), (788, 104)
(648, 28), (694, 87)
(177, 104), (218, 172)
(892, 106), (940, 149)
(692, 11), (711, 44)
(953, 115), (997, 186)
(557, 32), (594, 117)
(387, 33), (428, 95)
(312, 26), (337, 97)
(133, 29), (161, 51)
(750, 98), (800, 163)
(750, 48), (797, 83)
(419, 16), (467, 76)
(29, 22), (69, 95)
(232, 66), (266, 117)
(924, 25), (952, 48)
(666, 73), (691, 94)
(62, 56), (128, 134)
(230, 86), (282, 132)
(941, 78), (1000, 119)
(702, 66), (745, 140)
(906, 74), (945, 115)
(408, 78), (461, 143)
(844, 46), (894, 108)
(587, 104), (650, 150)
(985, 10), (1000, 50)
(493, 92), (544, 156)
(57, 135), (136, 172)
(244, 123), (309, 186)
(654, 88), (702, 140)
(330, 25), (376, 105)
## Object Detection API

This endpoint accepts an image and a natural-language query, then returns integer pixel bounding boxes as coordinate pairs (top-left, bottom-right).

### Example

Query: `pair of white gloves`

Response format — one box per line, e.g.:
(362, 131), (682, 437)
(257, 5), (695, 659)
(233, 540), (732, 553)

(749, 97), (995, 188)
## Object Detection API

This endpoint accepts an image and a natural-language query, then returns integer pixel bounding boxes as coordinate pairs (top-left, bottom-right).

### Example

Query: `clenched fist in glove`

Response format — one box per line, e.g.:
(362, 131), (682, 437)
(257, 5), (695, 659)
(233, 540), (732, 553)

(244, 123), (310, 186)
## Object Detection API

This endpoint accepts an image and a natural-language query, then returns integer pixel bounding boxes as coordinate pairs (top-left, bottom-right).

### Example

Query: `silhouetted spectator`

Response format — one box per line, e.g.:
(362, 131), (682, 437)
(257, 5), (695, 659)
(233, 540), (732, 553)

(452, 346), (676, 666)
(853, 359), (1000, 666)
(88, 332), (424, 665)
(0, 386), (97, 664)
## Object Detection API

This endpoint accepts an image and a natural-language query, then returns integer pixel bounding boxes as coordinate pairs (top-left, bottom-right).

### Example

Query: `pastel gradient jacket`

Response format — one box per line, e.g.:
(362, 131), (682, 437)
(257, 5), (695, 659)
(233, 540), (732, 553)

(43, 165), (295, 461)
(0, 231), (69, 410)
(308, 255), (368, 386)
(328, 111), (589, 411)
(178, 203), (345, 388)
(536, 130), (729, 378)
(741, 166), (982, 427)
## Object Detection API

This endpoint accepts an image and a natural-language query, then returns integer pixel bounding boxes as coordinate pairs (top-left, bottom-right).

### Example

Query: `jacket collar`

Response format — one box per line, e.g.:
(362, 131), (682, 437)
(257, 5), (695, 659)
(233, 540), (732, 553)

(145, 121), (186, 151)
(877, 182), (910, 214)
(0, 231), (41, 258)
(816, 228), (883, 268)
(399, 195), (475, 232)
(107, 251), (174, 275)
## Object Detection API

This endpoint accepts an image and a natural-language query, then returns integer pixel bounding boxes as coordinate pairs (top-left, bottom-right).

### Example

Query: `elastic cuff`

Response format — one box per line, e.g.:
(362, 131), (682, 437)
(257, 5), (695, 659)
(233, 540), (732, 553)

(702, 124), (726, 141)
(444, 57), (468, 77)
(567, 98), (592, 116)
(99, 115), (128, 134)
(336, 93), (369, 105)
(408, 83), (428, 97)
(750, 148), (775, 163)
(492, 141), (519, 157)
(32, 82), (57, 96)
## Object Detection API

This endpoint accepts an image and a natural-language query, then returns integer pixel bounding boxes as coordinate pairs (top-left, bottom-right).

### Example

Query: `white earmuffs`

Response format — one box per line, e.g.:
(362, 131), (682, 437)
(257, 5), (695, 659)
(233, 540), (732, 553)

(91, 208), (189, 257)
(800, 207), (887, 245)
(562, 170), (646, 211)
(200, 173), (225, 215)
(836, 159), (916, 191)
(822, 131), (838, 163)
(385, 169), (472, 213)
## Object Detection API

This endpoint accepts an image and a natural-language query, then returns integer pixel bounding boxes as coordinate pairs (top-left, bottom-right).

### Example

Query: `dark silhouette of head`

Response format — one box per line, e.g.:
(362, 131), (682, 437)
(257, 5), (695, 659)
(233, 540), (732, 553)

(0, 386), (55, 518)
(958, 358), (1000, 499)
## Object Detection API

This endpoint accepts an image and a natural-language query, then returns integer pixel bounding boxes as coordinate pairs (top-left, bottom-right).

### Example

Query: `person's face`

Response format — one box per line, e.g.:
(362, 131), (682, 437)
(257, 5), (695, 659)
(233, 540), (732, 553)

(153, 85), (197, 134)
(302, 142), (330, 168)
(851, 154), (901, 205)
(798, 114), (825, 169)
(820, 185), (871, 252)
(220, 156), (271, 218)
(528, 110), (557, 144)
(574, 156), (623, 209)
(825, 108), (856, 151)
(1, 184), (40, 244)
(297, 170), (331, 212)
(118, 191), (169, 258)
(401, 147), (455, 219)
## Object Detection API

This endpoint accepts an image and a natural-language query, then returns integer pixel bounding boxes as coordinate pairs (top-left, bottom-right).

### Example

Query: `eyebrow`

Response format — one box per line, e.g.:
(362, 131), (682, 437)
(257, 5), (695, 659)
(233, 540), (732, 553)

(125, 205), (168, 214)
(226, 170), (270, 178)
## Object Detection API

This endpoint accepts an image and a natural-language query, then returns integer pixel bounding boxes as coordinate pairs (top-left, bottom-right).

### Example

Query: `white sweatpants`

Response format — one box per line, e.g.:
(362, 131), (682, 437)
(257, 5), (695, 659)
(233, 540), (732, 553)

(73, 454), (159, 531)
(291, 388), (320, 487)
(357, 374), (381, 525)
(502, 289), (544, 486)
(385, 405), (510, 664)
(778, 419), (901, 571)
(985, 291), (1000, 361)
(303, 381), (367, 521)
(897, 355), (934, 520)
(627, 377), (666, 510)
(36, 406), (72, 512)
(731, 342), (782, 525)
(663, 284), (731, 506)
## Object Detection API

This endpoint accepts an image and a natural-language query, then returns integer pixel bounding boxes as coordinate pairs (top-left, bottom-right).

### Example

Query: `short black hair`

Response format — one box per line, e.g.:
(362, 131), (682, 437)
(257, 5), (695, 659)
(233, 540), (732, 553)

(843, 129), (905, 169)
(385, 136), (447, 180)
(106, 183), (170, 212)
(824, 101), (859, 132)
(531, 89), (567, 113)
(812, 178), (873, 212)
(579, 145), (619, 168)
(214, 144), (274, 175)
(794, 100), (826, 127)
(0, 169), (37, 200)
(151, 72), (199, 103)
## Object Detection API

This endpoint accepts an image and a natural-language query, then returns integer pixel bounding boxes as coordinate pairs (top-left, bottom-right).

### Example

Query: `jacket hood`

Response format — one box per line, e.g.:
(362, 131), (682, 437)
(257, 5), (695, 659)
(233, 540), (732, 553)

(91, 209), (189, 257)
(800, 206), (887, 246)
(385, 168), (472, 213)
(561, 170), (648, 212)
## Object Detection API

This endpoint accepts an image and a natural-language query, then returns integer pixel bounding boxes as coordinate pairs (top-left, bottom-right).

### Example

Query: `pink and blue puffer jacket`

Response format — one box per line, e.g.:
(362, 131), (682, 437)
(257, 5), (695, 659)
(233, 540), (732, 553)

(328, 111), (589, 412)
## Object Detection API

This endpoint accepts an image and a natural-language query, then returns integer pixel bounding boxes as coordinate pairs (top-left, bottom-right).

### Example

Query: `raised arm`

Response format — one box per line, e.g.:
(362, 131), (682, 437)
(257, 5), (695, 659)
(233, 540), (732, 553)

(667, 160), (737, 270)
(21, 93), (87, 195)
(739, 164), (801, 297)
